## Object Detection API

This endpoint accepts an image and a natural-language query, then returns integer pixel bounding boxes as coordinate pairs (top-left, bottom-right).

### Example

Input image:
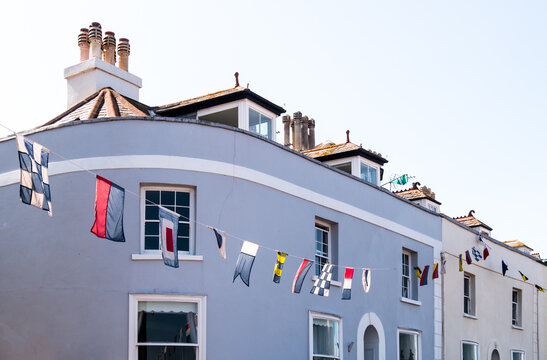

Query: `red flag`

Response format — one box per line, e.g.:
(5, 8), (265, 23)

(465, 251), (472, 265)
(432, 263), (439, 279)
(483, 247), (489, 260)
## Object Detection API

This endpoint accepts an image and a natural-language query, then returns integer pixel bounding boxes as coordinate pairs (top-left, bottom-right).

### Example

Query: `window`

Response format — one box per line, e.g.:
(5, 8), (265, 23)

(512, 289), (522, 327)
(398, 329), (420, 360)
(332, 162), (352, 175)
(461, 341), (479, 360)
(402, 249), (418, 300)
(309, 312), (341, 360)
(360, 162), (378, 185)
(315, 223), (330, 276)
(511, 350), (525, 360)
(129, 294), (206, 360)
(142, 186), (194, 254)
(249, 108), (272, 139)
(463, 273), (476, 316)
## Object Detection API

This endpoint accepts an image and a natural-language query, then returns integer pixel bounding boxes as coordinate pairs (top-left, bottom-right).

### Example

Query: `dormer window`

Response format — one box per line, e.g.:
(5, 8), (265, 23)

(249, 108), (272, 139)
(360, 162), (378, 185)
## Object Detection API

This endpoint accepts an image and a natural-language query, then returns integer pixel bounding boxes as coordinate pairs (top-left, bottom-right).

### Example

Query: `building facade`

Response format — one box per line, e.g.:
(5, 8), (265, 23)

(0, 23), (442, 360)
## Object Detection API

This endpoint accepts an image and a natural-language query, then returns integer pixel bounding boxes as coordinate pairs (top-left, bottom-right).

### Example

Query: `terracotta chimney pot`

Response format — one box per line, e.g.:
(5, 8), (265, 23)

(118, 38), (130, 71)
(103, 31), (116, 65)
(88, 22), (103, 59)
(78, 28), (90, 62)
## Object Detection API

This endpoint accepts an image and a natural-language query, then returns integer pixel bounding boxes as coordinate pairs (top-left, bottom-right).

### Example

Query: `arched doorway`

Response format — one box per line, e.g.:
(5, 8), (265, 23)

(491, 349), (500, 360)
(356, 312), (385, 360)
(364, 325), (379, 360)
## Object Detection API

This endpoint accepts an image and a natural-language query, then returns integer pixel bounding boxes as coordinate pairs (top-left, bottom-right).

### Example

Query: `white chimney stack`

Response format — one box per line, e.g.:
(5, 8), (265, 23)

(64, 22), (142, 108)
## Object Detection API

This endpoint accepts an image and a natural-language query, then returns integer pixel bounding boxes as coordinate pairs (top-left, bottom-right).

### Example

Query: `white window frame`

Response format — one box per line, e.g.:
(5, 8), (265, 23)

(461, 341), (479, 360)
(315, 220), (331, 276)
(512, 288), (522, 327)
(128, 293), (206, 360)
(140, 185), (195, 255)
(309, 311), (343, 360)
(248, 105), (274, 140)
(397, 328), (421, 360)
(402, 250), (412, 299)
(511, 350), (525, 360)
(463, 273), (476, 317)
(359, 159), (380, 185)
(324, 156), (381, 185)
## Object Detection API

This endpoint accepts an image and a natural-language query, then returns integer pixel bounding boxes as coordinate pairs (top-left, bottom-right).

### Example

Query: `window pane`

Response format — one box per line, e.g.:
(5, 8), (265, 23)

(178, 224), (189, 237)
(138, 346), (196, 360)
(312, 318), (340, 357)
(161, 191), (175, 206)
(177, 237), (190, 252)
(176, 192), (190, 206)
(145, 191), (160, 204)
(333, 162), (351, 174)
(145, 222), (159, 236)
(145, 205), (158, 220)
(360, 163), (378, 185)
(138, 301), (198, 344)
(512, 352), (524, 360)
(145, 236), (159, 250)
(399, 333), (418, 360)
(176, 207), (190, 220)
(462, 343), (478, 360)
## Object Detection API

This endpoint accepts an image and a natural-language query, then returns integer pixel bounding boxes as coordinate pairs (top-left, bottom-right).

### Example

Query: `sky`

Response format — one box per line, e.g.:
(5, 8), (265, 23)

(1, 1), (546, 256)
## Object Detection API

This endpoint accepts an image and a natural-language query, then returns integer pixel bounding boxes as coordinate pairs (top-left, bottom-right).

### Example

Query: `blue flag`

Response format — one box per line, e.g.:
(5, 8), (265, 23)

(159, 206), (180, 268)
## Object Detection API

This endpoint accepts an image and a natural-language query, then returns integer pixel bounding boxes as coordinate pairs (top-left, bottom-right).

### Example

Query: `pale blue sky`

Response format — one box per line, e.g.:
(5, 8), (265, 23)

(1, 1), (546, 256)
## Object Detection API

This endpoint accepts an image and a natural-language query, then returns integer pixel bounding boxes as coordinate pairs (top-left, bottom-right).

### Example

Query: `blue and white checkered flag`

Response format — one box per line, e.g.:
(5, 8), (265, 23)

(16, 135), (52, 216)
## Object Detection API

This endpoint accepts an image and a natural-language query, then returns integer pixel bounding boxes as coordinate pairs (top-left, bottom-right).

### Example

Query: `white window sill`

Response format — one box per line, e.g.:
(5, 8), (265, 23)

(512, 324), (523, 330)
(311, 275), (342, 287)
(131, 254), (204, 261)
(400, 297), (422, 306)
(463, 313), (478, 320)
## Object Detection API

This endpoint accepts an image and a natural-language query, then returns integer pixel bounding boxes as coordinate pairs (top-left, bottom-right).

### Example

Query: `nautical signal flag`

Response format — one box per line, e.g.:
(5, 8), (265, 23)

(341, 267), (354, 300)
(158, 206), (180, 268)
(502, 260), (508, 276)
(362, 269), (371, 293)
(414, 267), (422, 279)
(210, 227), (226, 259)
(483, 247), (490, 260)
(292, 259), (312, 294)
(393, 174), (409, 185)
(432, 263), (439, 279)
(90, 175), (125, 242)
(519, 271), (529, 282)
(535, 284), (545, 293)
(420, 265), (429, 286)
(471, 247), (482, 262)
(273, 251), (287, 283)
(465, 250), (472, 265)
(16, 135), (52, 215)
(311, 263), (333, 297)
(459, 254), (463, 272)
(233, 241), (259, 287)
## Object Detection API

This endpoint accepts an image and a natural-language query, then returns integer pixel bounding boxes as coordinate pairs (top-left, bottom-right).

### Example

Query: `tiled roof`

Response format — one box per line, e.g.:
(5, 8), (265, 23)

(393, 182), (441, 205)
(454, 210), (493, 231)
(302, 141), (388, 165)
(42, 88), (151, 127)
(157, 87), (247, 112)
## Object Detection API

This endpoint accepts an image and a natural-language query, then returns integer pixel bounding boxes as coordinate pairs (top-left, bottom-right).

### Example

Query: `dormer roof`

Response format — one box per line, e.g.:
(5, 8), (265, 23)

(154, 86), (285, 117)
(393, 182), (441, 205)
(302, 140), (388, 165)
(454, 210), (493, 231)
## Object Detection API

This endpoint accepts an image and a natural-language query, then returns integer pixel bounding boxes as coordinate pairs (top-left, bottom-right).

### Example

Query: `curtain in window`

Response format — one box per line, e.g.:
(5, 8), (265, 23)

(313, 318), (339, 357)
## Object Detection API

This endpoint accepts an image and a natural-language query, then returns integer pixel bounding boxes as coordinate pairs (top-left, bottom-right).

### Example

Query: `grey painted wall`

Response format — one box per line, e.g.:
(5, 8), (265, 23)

(0, 118), (440, 359)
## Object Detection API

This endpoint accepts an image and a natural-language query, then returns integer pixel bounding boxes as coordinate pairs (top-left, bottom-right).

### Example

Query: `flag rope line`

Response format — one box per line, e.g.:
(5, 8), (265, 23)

(3, 126), (395, 272)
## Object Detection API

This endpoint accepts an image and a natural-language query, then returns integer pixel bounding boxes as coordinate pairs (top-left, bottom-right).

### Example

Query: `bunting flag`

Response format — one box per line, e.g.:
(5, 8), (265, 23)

(471, 247), (482, 262)
(16, 135), (52, 215)
(362, 268), (371, 293)
(519, 271), (529, 282)
(420, 265), (429, 286)
(311, 263), (333, 297)
(210, 227), (226, 259)
(459, 254), (463, 272)
(341, 267), (354, 300)
(465, 251), (472, 265)
(502, 260), (508, 276)
(90, 175), (125, 242)
(414, 267), (422, 279)
(441, 258), (447, 275)
(292, 259), (312, 294)
(483, 247), (489, 260)
(158, 206), (179, 268)
(272, 251), (288, 283)
(432, 263), (439, 279)
(233, 241), (259, 287)
(535, 284), (545, 293)
(393, 174), (409, 185)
